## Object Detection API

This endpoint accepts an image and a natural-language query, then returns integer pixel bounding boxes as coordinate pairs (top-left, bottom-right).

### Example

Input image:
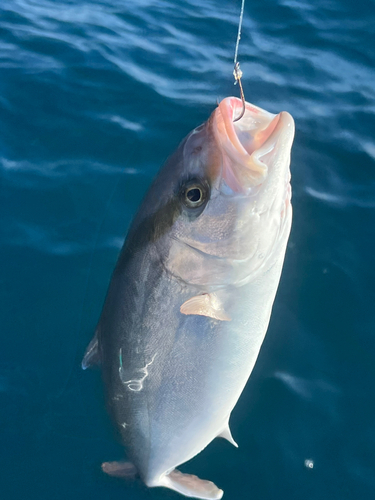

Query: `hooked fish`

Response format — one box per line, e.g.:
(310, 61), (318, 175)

(82, 96), (295, 499)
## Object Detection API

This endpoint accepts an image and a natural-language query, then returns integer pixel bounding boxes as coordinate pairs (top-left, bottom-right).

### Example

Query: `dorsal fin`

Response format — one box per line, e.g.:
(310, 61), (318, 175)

(81, 331), (100, 369)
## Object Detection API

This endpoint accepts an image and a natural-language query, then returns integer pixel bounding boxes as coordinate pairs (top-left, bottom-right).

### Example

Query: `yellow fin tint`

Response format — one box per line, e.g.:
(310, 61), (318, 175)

(180, 293), (231, 321)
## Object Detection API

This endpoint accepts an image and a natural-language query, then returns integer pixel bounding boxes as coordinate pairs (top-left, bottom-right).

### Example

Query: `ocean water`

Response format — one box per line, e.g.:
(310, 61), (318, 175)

(1, 0), (375, 499)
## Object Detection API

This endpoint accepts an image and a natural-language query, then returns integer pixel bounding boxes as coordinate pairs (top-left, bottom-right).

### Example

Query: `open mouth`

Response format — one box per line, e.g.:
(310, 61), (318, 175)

(213, 97), (294, 192)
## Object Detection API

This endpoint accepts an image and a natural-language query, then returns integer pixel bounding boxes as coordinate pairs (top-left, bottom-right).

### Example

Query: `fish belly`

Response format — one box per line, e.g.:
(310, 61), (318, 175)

(106, 256), (285, 486)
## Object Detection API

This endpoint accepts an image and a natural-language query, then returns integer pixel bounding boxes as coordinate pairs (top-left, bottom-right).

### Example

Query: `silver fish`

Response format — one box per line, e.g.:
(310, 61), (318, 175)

(83, 97), (295, 499)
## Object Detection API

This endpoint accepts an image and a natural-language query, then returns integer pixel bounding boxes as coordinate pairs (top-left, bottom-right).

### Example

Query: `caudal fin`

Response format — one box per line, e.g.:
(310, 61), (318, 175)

(102, 460), (137, 478)
(159, 469), (223, 500)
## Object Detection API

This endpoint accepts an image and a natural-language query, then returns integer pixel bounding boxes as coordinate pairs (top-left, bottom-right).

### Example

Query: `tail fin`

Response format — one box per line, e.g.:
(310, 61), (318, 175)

(158, 469), (223, 500)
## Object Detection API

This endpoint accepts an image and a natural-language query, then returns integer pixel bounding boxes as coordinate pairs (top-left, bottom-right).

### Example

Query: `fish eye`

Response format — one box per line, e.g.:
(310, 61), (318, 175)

(180, 179), (209, 209)
(187, 186), (202, 204)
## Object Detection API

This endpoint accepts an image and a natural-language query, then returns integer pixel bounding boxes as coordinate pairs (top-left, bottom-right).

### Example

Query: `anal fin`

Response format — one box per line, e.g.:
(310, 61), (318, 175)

(160, 469), (223, 500)
(82, 330), (100, 370)
(217, 423), (238, 448)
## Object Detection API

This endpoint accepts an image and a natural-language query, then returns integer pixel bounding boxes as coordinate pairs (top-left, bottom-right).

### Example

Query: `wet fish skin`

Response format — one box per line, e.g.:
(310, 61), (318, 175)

(83, 97), (295, 499)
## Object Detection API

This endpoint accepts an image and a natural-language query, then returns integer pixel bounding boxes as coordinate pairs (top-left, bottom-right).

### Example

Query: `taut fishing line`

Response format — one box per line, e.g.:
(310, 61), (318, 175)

(233, 0), (246, 122)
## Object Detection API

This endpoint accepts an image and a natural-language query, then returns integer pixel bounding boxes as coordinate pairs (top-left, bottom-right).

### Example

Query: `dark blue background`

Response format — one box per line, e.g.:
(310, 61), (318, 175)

(1, 1), (374, 499)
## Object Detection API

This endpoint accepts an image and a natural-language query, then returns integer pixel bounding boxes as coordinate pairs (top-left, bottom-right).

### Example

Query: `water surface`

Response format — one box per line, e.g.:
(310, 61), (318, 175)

(1, 1), (375, 499)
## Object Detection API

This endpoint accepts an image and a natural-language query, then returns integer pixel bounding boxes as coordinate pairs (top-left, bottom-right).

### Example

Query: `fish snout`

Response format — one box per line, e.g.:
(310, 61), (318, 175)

(213, 97), (294, 195)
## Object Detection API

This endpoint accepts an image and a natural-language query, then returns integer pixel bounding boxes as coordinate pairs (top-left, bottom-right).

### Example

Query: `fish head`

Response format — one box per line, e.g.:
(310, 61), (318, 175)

(152, 97), (294, 288)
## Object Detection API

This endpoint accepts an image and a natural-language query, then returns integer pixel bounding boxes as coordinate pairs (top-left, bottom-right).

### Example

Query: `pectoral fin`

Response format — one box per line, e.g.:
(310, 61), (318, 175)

(160, 469), (223, 500)
(82, 331), (100, 369)
(180, 293), (231, 322)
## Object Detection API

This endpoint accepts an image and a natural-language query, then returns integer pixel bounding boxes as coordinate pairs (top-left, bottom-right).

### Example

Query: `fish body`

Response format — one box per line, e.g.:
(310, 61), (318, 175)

(83, 97), (295, 499)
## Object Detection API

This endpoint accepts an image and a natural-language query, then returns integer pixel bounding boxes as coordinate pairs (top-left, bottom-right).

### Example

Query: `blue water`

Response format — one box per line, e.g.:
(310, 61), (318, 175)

(1, 0), (374, 499)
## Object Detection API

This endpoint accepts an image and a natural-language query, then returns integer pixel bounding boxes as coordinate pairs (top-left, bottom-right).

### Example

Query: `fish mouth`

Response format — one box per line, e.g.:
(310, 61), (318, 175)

(213, 97), (294, 193)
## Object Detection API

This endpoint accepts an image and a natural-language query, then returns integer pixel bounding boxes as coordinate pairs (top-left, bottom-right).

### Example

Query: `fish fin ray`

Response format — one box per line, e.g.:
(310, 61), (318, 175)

(81, 331), (100, 370)
(159, 469), (223, 500)
(180, 293), (231, 322)
(101, 460), (137, 478)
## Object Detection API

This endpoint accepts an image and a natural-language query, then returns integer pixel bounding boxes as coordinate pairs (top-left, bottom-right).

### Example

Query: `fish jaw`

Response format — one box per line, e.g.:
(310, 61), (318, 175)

(213, 96), (294, 195)
(213, 96), (294, 282)
(167, 97), (294, 286)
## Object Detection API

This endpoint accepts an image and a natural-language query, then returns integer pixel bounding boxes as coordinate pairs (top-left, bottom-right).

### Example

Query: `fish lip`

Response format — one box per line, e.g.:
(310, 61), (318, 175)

(217, 97), (275, 156)
(213, 97), (295, 193)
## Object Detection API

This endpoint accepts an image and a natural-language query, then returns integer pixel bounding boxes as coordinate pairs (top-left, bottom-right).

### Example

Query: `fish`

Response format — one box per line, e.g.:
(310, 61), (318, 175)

(82, 96), (295, 499)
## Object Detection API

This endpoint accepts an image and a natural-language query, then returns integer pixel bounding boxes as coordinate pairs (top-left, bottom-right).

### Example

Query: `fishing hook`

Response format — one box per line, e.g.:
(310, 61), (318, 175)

(232, 0), (246, 122)
(233, 62), (246, 122)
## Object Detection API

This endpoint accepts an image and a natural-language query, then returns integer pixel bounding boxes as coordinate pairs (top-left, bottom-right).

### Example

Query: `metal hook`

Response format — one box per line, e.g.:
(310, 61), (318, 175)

(233, 62), (246, 122)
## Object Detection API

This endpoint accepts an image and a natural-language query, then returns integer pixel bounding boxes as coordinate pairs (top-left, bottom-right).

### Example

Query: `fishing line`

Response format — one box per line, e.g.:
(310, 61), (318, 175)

(233, 0), (246, 122)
